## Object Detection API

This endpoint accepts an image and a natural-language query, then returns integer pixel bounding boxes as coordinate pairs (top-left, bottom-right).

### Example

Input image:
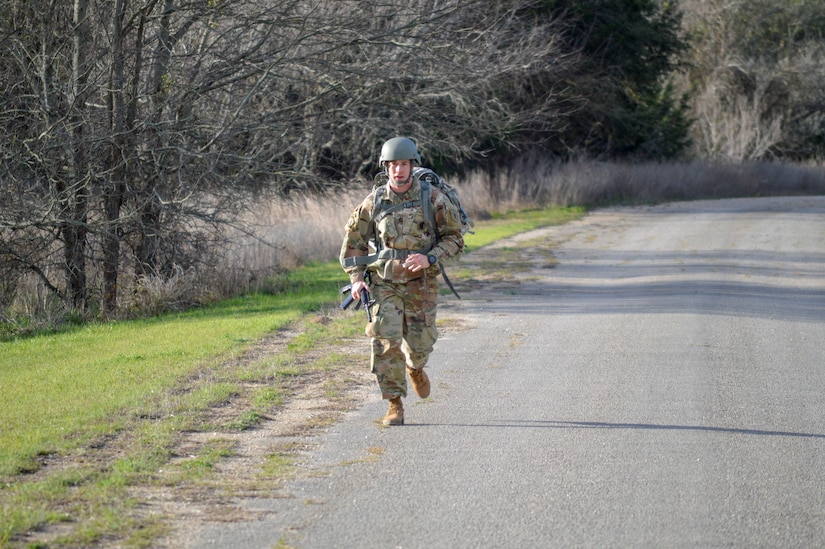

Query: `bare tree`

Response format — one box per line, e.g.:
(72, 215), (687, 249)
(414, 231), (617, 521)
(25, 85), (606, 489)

(1, 0), (576, 321)
(678, 0), (825, 160)
(0, 1), (91, 311)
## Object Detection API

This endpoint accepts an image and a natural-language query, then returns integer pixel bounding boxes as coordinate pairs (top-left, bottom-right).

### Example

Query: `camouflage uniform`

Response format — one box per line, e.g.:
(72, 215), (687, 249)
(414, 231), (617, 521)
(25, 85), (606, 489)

(340, 171), (464, 399)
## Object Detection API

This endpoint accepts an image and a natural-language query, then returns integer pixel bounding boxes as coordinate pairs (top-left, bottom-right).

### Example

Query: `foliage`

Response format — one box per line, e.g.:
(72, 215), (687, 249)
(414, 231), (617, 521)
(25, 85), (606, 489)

(536, 0), (692, 159)
(680, 0), (825, 160)
(727, 0), (825, 60)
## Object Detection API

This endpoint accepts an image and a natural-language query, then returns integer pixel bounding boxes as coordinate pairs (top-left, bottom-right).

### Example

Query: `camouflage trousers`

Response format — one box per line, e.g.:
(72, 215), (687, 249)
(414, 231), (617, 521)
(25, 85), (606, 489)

(365, 275), (439, 399)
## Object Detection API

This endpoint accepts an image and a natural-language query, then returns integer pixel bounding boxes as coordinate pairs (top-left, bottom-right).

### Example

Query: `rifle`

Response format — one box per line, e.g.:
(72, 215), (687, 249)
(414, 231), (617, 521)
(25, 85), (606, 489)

(340, 283), (374, 323)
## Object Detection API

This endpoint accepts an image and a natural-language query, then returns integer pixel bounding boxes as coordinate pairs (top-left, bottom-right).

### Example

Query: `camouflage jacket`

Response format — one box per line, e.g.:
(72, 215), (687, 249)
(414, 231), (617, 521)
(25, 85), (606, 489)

(340, 172), (464, 285)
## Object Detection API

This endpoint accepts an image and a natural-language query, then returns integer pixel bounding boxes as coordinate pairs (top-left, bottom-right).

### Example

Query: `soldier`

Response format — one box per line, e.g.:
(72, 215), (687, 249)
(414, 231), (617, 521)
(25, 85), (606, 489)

(340, 137), (464, 426)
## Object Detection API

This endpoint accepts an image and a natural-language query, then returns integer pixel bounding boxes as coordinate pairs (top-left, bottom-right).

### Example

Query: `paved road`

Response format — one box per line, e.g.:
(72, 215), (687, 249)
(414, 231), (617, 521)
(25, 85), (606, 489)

(191, 196), (825, 548)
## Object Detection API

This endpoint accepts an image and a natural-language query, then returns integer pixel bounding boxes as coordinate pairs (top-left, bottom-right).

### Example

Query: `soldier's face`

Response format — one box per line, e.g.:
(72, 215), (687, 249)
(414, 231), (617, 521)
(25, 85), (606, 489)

(387, 159), (412, 184)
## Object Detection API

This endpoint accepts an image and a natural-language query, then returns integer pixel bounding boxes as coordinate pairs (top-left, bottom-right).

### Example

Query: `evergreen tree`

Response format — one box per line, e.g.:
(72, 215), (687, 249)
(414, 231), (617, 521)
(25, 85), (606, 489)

(543, 0), (691, 159)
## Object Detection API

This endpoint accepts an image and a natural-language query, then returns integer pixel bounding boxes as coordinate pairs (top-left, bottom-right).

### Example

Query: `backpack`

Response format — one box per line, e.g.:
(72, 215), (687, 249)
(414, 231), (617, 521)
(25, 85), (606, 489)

(412, 167), (475, 250)
(369, 167), (474, 297)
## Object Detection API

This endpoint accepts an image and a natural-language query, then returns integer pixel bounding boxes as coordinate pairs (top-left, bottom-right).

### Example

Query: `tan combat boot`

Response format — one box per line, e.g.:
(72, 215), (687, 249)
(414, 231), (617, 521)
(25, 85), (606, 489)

(407, 366), (431, 399)
(382, 397), (404, 426)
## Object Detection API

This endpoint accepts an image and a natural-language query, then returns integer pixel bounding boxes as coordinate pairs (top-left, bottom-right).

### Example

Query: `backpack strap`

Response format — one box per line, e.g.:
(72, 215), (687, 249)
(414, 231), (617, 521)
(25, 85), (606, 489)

(416, 172), (462, 299)
(419, 179), (437, 240)
(373, 199), (419, 225)
(412, 175), (461, 299)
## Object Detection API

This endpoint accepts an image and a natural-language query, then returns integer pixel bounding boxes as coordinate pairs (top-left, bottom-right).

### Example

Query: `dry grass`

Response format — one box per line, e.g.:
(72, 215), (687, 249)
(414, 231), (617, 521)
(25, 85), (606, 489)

(228, 192), (360, 273)
(223, 158), (825, 279)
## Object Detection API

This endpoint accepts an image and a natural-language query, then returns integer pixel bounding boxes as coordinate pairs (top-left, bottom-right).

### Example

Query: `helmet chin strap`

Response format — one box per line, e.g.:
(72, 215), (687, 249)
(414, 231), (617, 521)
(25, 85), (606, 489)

(388, 172), (413, 192)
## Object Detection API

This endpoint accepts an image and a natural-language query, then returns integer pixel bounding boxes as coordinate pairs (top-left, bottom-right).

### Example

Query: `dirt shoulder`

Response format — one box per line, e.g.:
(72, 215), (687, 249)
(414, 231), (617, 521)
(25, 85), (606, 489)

(141, 330), (377, 547)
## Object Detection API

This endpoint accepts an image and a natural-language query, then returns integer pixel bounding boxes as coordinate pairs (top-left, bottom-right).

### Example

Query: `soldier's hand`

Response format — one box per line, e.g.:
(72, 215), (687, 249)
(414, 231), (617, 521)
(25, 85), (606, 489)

(402, 253), (429, 273)
(351, 281), (369, 300)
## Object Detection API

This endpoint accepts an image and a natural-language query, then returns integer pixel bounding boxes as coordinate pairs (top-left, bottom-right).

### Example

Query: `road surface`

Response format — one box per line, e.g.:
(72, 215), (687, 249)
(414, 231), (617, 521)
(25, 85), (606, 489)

(188, 196), (825, 548)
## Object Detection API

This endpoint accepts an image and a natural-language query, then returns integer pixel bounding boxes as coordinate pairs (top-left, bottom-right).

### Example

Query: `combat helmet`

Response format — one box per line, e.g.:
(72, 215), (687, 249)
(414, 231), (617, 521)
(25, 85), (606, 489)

(379, 137), (421, 166)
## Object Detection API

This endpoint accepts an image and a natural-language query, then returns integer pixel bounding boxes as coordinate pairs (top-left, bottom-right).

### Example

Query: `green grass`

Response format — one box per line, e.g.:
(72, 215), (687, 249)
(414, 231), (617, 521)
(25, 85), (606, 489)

(174, 439), (236, 482)
(463, 206), (585, 251)
(0, 205), (582, 547)
(259, 442), (302, 480)
(0, 260), (345, 478)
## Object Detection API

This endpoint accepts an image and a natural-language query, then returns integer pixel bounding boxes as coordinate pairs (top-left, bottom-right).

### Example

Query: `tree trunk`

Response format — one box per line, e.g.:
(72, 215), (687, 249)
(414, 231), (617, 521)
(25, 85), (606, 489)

(64, 0), (90, 311)
(101, 0), (128, 317)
